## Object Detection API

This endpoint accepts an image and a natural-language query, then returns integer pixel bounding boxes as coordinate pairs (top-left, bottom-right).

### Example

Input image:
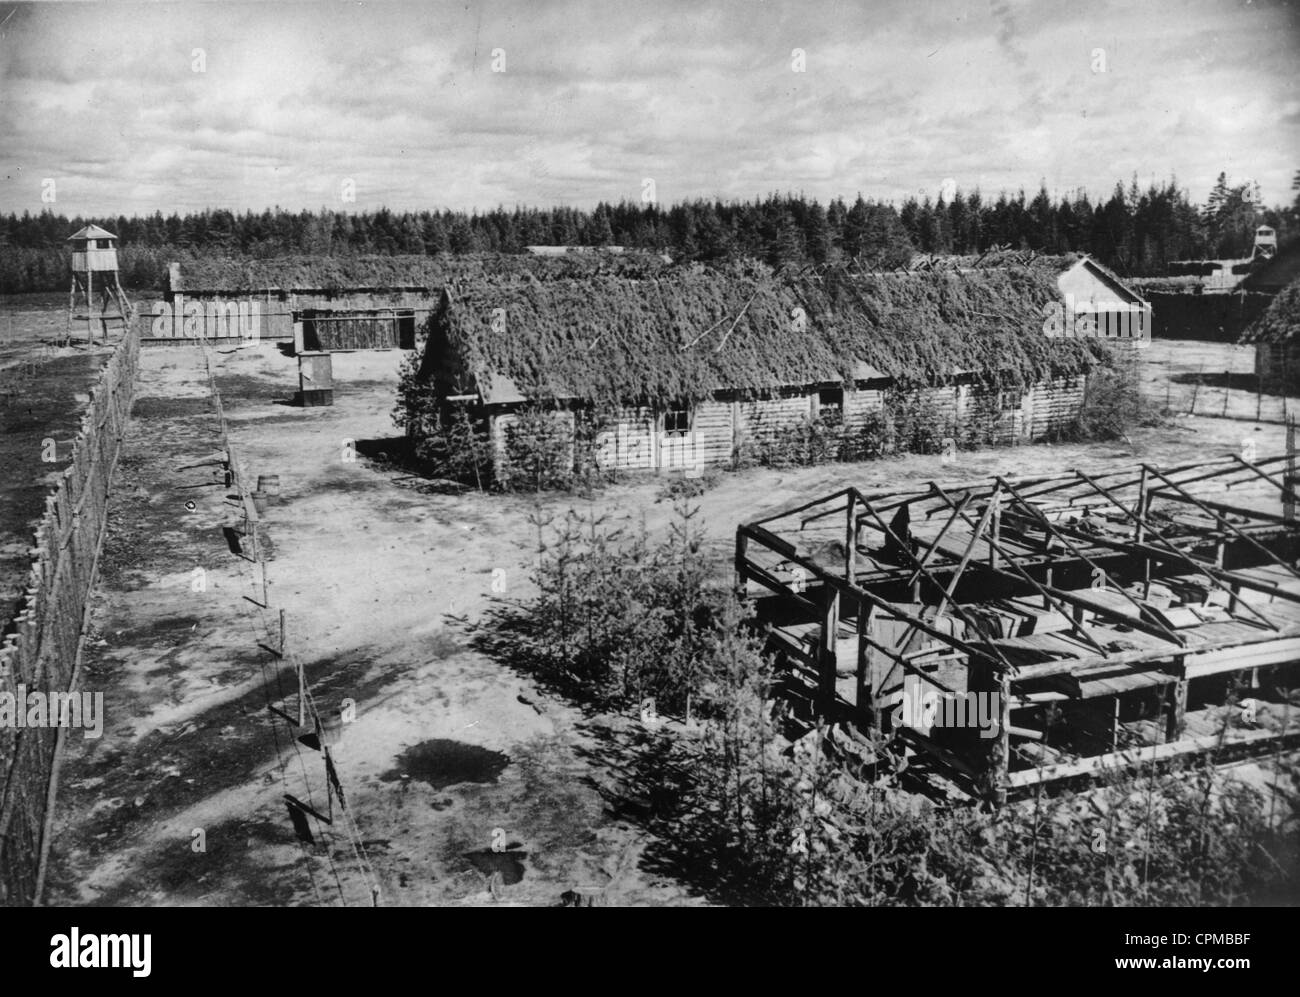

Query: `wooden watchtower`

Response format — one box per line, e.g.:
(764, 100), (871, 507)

(66, 224), (132, 344)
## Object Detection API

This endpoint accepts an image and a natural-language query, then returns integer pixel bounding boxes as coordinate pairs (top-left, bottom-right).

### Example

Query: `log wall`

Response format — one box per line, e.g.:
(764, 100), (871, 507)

(0, 325), (140, 906)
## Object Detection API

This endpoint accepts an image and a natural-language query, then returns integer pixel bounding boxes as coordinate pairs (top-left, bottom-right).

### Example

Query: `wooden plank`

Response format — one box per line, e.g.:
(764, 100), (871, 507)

(739, 523), (798, 559)
(1007, 726), (1296, 788)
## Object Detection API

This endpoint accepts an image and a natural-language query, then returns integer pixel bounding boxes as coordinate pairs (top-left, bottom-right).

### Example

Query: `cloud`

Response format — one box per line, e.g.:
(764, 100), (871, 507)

(0, 0), (1296, 217)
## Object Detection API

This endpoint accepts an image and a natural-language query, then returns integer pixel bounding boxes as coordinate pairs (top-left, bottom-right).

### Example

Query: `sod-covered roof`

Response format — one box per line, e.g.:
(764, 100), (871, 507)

(1241, 279), (1300, 344)
(424, 260), (1114, 406)
(172, 251), (672, 292)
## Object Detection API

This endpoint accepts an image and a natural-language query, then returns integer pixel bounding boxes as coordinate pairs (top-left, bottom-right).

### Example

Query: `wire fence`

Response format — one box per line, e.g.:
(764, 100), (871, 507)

(194, 330), (381, 906)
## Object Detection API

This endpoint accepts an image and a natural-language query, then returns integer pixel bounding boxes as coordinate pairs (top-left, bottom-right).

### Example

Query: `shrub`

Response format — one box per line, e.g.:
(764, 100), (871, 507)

(465, 500), (725, 717)
(1055, 362), (1164, 443)
(633, 686), (1300, 906)
(656, 467), (723, 502)
(499, 402), (575, 492)
(416, 402), (492, 488)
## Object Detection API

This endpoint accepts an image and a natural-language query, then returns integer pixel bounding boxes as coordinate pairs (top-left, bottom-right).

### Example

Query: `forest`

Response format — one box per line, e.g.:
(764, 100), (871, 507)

(1, 172), (1295, 295)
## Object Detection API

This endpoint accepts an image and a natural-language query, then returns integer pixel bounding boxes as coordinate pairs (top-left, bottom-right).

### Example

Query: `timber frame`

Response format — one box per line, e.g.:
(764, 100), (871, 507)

(736, 448), (1300, 803)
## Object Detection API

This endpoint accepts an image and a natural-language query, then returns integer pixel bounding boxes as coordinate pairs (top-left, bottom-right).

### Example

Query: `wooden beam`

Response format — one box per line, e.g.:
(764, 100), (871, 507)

(739, 523), (798, 559)
(891, 490), (998, 658)
(753, 486), (853, 527)
(764, 537), (1008, 669)
(818, 587), (840, 712)
(844, 492), (856, 581)
(856, 491), (1019, 674)
(1148, 488), (1296, 528)
(928, 483), (1110, 654)
(904, 491), (974, 587)
(1230, 451), (1300, 507)
(1072, 469), (1285, 630)
(1006, 725), (1300, 789)
(736, 559), (820, 615)
(997, 476), (1188, 647)
(1143, 464), (1300, 583)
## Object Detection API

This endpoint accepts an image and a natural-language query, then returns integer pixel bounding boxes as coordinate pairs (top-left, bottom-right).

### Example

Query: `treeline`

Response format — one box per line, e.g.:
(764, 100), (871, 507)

(2, 171), (1296, 294)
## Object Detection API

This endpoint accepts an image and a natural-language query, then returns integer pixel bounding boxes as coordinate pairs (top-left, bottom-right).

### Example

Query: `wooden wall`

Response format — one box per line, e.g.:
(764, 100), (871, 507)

(0, 325), (140, 905)
(301, 313), (403, 351)
(146, 289), (437, 346)
(843, 386), (887, 433)
(478, 374), (1093, 478)
(736, 390), (812, 451)
(592, 407), (657, 471)
(689, 400), (735, 467)
(1025, 376), (1086, 439)
(1256, 342), (1300, 395)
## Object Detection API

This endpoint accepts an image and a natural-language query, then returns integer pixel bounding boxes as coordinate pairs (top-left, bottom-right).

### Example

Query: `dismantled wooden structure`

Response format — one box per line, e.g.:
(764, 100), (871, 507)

(736, 451), (1300, 802)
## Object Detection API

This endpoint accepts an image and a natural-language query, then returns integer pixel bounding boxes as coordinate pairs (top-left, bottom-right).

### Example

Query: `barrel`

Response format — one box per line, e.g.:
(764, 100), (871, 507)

(257, 474), (281, 497)
(251, 490), (269, 515)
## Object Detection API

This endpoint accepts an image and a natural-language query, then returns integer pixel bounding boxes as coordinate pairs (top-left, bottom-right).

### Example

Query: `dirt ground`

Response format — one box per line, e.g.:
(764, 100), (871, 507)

(0, 296), (124, 626)
(38, 334), (1293, 907)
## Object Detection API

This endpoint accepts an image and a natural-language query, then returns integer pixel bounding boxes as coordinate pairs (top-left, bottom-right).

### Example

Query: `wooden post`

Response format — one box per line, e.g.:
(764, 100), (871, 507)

(734, 530), (749, 599)
(1287, 417), (1296, 523)
(279, 608), (286, 656)
(1166, 677), (1188, 742)
(988, 495), (1000, 572)
(297, 657), (307, 729)
(998, 665), (1008, 805)
(844, 493), (856, 582)
(1284, 351), (1290, 424)
(1135, 468), (1151, 598)
(66, 274), (75, 347)
(856, 608), (871, 726)
(729, 399), (739, 467)
(818, 587), (840, 716)
(990, 667), (1011, 807)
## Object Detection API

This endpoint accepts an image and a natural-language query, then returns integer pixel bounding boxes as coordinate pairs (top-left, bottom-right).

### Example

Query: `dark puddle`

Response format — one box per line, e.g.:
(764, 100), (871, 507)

(379, 739), (510, 791)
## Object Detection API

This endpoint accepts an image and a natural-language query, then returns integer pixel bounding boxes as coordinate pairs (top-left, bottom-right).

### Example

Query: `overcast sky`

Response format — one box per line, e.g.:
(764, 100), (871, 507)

(1, 0), (1297, 218)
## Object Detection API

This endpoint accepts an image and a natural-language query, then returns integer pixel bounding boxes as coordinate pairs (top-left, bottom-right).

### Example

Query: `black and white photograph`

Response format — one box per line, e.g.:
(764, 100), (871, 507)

(1, 0), (1298, 934)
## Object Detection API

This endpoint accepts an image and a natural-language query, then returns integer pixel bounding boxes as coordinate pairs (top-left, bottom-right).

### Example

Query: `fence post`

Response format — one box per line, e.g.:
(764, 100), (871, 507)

(1286, 418), (1296, 523)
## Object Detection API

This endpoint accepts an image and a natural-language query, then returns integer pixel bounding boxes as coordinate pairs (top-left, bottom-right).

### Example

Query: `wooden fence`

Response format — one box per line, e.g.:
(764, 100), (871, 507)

(0, 325), (140, 905)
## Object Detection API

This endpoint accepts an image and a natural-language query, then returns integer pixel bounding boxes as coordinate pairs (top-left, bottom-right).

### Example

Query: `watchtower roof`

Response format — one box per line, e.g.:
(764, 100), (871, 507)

(67, 224), (118, 242)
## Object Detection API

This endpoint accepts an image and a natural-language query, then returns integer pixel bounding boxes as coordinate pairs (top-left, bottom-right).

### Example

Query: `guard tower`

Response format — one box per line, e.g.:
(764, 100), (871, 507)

(66, 224), (131, 344)
(1254, 224), (1278, 260)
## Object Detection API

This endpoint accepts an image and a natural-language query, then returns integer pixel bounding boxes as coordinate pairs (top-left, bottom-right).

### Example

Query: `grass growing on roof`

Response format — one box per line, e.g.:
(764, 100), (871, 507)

(173, 251), (676, 293)
(430, 259), (1114, 407)
(1241, 279), (1300, 344)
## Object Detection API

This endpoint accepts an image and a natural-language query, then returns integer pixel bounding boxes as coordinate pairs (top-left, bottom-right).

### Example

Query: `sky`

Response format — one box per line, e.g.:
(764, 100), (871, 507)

(0, 0), (1297, 218)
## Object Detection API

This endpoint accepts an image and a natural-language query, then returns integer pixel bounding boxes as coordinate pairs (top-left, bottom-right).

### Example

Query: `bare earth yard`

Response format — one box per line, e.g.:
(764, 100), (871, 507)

(40, 336), (1290, 906)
